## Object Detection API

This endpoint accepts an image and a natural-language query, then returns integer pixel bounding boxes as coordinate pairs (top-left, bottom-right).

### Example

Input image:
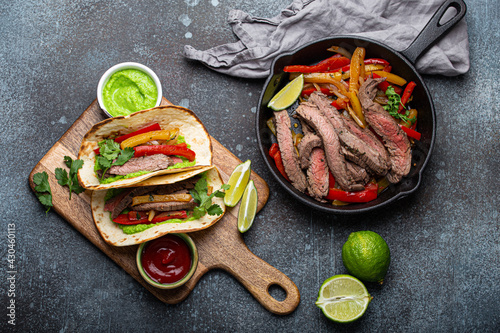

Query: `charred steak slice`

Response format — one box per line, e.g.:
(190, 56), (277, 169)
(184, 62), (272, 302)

(341, 115), (390, 175)
(345, 160), (370, 184)
(274, 110), (307, 192)
(309, 91), (389, 176)
(306, 148), (329, 201)
(108, 154), (174, 176)
(358, 78), (412, 183)
(297, 133), (323, 169)
(296, 102), (364, 192)
(133, 199), (197, 212)
(110, 186), (158, 219)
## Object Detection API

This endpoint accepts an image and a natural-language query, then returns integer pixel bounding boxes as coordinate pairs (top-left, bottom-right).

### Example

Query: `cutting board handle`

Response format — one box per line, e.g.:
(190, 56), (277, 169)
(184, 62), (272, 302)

(217, 243), (300, 315)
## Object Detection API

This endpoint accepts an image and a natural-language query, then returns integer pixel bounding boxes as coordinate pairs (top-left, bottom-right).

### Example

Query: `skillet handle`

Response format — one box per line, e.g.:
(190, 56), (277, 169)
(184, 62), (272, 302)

(401, 0), (467, 64)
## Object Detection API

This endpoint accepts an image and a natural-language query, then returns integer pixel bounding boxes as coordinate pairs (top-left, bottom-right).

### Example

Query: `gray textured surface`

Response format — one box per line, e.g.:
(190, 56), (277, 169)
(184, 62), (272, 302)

(1, 0), (499, 332)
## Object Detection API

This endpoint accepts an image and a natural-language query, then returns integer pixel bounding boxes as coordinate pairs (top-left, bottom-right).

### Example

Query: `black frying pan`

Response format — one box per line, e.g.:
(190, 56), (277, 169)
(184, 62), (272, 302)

(256, 0), (467, 214)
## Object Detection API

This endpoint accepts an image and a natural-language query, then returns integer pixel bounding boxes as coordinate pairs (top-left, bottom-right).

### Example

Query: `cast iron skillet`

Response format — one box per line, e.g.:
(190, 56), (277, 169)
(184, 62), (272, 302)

(256, 0), (466, 214)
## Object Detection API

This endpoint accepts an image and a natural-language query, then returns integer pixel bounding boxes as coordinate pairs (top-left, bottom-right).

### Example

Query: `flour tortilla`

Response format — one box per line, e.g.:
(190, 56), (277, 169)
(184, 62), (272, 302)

(91, 167), (225, 246)
(78, 105), (213, 190)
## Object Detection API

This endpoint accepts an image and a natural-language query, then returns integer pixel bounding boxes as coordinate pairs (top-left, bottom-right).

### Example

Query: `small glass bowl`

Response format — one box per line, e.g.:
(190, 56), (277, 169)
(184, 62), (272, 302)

(97, 62), (162, 118)
(136, 233), (198, 289)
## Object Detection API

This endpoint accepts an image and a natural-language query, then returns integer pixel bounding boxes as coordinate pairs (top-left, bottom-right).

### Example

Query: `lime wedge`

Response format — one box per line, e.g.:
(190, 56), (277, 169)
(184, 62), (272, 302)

(238, 180), (258, 233)
(267, 74), (304, 111)
(224, 160), (251, 207)
(315, 275), (372, 323)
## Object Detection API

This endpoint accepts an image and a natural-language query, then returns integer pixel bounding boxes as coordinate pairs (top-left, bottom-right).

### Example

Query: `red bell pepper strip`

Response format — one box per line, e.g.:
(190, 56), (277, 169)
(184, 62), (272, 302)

(399, 124), (421, 140)
(133, 144), (196, 161)
(269, 143), (290, 182)
(325, 183), (378, 203)
(284, 55), (350, 73)
(114, 123), (162, 143)
(301, 87), (332, 97)
(328, 172), (335, 188)
(330, 98), (347, 110)
(398, 81), (417, 113)
(372, 73), (403, 94)
(113, 210), (188, 225)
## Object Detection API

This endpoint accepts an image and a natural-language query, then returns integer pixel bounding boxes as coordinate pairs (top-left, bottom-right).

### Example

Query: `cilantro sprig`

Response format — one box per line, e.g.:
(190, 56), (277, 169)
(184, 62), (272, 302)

(95, 139), (134, 180)
(383, 86), (415, 123)
(33, 171), (53, 213)
(55, 156), (85, 199)
(190, 178), (230, 219)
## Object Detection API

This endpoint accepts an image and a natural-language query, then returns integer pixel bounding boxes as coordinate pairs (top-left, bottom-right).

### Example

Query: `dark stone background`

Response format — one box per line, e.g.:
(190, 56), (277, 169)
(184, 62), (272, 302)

(1, 0), (498, 332)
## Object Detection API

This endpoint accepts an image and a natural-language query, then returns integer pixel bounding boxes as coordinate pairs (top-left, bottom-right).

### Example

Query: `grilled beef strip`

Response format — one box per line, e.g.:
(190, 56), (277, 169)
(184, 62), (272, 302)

(297, 133), (323, 169)
(274, 110), (308, 192)
(296, 102), (364, 192)
(309, 91), (390, 176)
(108, 154), (174, 176)
(345, 160), (370, 184)
(358, 78), (412, 183)
(133, 199), (197, 212)
(108, 177), (200, 219)
(306, 148), (329, 201)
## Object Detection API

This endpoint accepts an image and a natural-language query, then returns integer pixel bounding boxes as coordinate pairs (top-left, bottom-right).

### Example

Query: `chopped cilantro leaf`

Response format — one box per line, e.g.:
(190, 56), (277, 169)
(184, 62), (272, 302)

(190, 178), (230, 219)
(55, 156), (85, 199)
(383, 86), (415, 123)
(33, 171), (53, 213)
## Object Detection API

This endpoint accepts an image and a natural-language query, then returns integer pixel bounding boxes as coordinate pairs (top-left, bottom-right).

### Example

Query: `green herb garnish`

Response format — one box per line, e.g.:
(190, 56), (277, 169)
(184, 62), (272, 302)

(55, 156), (85, 199)
(33, 171), (53, 213)
(95, 139), (134, 180)
(190, 178), (230, 219)
(383, 86), (415, 123)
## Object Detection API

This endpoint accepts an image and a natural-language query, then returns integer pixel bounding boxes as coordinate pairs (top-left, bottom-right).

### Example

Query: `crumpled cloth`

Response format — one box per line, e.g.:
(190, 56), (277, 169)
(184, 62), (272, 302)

(184, 0), (469, 78)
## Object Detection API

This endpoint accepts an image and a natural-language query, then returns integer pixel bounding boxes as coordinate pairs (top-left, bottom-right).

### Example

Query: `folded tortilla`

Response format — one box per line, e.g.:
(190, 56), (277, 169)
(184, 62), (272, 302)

(78, 105), (213, 190)
(91, 167), (225, 246)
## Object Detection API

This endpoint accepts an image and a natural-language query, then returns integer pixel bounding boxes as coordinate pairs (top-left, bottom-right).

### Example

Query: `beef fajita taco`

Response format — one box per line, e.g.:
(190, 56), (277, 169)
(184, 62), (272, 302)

(77, 105), (212, 190)
(91, 167), (227, 246)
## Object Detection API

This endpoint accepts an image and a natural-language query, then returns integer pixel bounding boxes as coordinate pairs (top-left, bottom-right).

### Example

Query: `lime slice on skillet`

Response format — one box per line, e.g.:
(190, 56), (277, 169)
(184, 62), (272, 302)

(315, 274), (372, 323)
(267, 74), (304, 111)
(237, 180), (258, 233)
(224, 160), (251, 207)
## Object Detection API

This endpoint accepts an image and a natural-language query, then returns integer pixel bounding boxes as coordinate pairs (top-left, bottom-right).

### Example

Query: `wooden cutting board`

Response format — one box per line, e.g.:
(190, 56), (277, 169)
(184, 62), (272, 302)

(28, 98), (300, 315)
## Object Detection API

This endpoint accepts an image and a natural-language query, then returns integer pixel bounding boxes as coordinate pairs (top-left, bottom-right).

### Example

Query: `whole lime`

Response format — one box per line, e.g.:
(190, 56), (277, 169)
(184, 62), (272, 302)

(342, 231), (390, 284)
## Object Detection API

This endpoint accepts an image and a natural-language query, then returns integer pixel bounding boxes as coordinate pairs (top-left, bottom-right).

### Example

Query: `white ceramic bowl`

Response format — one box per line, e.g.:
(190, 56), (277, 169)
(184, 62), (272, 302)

(97, 62), (162, 118)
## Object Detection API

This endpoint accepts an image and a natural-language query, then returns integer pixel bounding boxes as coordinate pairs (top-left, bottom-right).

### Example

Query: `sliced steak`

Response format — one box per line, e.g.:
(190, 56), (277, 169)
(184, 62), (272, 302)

(296, 102), (364, 192)
(110, 186), (158, 219)
(133, 199), (197, 212)
(341, 115), (390, 175)
(107, 177), (200, 219)
(345, 161), (370, 184)
(358, 78), (412, 183)
(306, 148), (329, 201)
(297, 133), (323, 169)
(309, 91), (389, 176)
(108, 154), (174, 176)
(274, 110), (307, 192)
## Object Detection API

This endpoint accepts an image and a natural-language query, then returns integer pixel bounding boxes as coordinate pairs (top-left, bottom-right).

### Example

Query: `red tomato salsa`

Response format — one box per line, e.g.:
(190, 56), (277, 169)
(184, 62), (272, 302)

(141, 235), (192, 284)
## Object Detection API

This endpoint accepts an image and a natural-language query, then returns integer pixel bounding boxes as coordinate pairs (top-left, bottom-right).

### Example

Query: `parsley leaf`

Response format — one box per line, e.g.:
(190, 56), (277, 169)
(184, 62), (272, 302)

(95, 140), (134, 181)
(190, 178), (230, 219)
(383, 86), (415, 123)
(56, 156), (85, 199)
(33, 171), (53, 213)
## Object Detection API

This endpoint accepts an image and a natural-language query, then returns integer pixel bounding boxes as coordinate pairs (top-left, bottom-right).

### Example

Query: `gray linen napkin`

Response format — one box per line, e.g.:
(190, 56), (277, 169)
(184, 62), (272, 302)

(183, 0), (469, 78)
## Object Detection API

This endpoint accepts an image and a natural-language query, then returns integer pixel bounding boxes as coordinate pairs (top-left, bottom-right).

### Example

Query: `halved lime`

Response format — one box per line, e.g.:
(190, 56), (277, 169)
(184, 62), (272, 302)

(316, 274), (371, 323)
(224, 160), (251, 207)
(238, 180), (258, 233)
(267, 74), (304, 111)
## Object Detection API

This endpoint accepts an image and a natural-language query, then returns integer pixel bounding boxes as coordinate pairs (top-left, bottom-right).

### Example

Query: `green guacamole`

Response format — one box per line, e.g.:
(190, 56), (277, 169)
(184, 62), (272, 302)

(102, 68), (157, 117)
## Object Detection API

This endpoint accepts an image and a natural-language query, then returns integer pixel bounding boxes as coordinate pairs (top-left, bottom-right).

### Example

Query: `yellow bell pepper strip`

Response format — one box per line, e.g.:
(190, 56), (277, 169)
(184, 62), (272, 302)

(131, 193), (193, 206)
(348, 47), (366, 93)
(346, 92), (367, 128)
(114, 123), (161, 143)
(341, 64), (385, 81)
(302, 72), (343, 84)
(120, 129), (179, 149)
(372, 71), (407, 86)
